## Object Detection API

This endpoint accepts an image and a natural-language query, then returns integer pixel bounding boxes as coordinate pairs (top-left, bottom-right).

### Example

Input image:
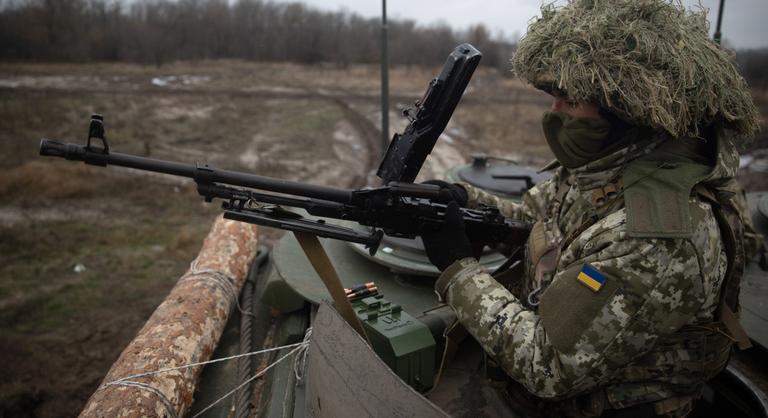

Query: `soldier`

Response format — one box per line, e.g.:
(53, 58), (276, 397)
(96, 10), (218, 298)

(421, 1), (761, 417)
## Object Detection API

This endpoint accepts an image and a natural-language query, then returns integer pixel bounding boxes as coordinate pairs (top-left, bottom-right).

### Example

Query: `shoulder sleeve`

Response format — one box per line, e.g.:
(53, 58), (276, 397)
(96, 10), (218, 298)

(440, 210), (706, 398)
(460, 170), (561, 223)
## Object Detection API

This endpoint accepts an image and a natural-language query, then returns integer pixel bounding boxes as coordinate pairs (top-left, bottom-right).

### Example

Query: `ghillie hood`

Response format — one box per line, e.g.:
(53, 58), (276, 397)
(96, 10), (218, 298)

(512, 0), (760, 143)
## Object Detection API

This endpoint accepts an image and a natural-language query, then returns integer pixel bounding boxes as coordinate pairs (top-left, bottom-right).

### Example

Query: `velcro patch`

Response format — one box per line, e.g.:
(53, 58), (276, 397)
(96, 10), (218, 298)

(576, 264), (606, 292)
(539, 263), (620, 354)
(623, 160), (711, 238)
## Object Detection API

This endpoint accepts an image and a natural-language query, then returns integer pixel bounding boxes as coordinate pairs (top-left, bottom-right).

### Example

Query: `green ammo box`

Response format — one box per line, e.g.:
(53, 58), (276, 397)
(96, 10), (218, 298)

(352, 295), (437, 392)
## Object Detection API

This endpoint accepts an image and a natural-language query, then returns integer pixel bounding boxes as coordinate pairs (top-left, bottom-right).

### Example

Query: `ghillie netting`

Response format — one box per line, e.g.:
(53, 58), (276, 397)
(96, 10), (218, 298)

(512, 0), (760, 143)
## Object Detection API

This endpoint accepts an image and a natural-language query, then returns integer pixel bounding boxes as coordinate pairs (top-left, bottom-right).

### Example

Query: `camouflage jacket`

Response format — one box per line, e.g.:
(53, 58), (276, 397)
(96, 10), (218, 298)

(436, 133), (744, 408)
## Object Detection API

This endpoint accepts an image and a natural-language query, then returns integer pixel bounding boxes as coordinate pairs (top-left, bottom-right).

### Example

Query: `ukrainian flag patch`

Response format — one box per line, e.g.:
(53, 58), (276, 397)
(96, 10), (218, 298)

(576, 264), (607, 292)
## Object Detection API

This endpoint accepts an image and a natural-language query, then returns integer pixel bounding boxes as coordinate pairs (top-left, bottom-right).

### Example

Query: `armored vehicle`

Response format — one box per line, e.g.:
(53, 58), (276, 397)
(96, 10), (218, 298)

(188, 156), (768, 418)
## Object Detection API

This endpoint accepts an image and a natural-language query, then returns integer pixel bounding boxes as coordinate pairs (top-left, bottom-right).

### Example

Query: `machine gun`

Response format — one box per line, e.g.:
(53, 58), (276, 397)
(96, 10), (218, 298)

(38, 43), (530, 255)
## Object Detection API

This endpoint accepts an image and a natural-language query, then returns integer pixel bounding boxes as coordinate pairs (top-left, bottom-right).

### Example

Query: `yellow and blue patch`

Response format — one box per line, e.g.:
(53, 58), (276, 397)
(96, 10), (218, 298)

(576, 264), (607, 292)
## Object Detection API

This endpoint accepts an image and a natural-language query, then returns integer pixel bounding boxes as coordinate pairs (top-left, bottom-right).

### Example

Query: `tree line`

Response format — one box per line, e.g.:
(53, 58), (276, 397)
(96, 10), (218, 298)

(0, 0), (515, 71)
(1, 0), (766, 89)
(735, 48), (768, 92)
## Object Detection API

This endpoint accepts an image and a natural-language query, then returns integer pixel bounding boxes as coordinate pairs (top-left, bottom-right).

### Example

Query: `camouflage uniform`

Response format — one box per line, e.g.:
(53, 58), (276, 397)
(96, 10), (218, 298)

(434, 131), (746, 416)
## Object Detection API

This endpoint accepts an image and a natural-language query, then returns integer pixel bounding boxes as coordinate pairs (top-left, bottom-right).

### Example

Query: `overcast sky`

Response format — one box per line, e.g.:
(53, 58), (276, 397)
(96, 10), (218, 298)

(271, 0), (768, 49)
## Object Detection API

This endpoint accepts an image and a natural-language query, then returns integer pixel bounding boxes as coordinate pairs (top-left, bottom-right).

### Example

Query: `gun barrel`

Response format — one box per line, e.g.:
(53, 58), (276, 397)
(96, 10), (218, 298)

(39, 139), (354, 203)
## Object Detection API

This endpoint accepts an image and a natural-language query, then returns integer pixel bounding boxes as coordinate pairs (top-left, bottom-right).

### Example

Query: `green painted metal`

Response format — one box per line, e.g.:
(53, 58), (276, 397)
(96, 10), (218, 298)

(267, 233), (439, 317)
(260, 311), (309, 418)
(347, 237), (507, 277)
(352, 295), (437, 392)
(261, 262), (309, 314)
(444, 160), (550, 201)
(187, 308), (243, 417)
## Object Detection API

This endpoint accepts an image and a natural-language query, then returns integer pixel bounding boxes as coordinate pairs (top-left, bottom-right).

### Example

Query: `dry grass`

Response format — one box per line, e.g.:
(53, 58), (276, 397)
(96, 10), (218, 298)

(0, 161), (118, 202)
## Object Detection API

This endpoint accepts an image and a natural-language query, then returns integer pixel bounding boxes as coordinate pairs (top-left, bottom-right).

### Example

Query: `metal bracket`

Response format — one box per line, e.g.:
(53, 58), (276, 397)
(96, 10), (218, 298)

(86, 113), (109, 154)
(82, 113), (111, 166)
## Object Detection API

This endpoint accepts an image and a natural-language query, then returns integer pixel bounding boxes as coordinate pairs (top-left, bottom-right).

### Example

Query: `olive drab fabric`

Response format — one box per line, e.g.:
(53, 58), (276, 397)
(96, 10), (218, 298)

(437, 130), (749, 415)
(541, 111), (625, 169)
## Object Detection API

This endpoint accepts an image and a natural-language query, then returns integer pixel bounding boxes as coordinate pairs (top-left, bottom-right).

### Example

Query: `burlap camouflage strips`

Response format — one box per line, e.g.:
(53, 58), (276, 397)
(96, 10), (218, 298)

(438, 131), (744, 408)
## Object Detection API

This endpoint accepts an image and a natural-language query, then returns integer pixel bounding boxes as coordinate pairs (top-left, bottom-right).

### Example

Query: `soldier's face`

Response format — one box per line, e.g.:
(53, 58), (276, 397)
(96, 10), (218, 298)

(550, 95), (601, 120)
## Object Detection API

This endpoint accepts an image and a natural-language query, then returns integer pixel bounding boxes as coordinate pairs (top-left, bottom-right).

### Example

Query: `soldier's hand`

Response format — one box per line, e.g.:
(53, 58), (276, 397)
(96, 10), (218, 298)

(422, 180), (468, 206)
(421, 201), (474, 271)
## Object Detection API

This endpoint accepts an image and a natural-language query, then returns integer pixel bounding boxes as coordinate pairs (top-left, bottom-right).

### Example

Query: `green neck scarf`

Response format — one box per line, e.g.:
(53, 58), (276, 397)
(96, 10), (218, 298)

(542, 111), (626, 169)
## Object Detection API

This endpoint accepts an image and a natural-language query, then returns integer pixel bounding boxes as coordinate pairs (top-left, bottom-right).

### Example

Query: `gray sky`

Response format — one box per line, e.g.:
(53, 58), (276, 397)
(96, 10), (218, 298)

(272, 0), (768, 49)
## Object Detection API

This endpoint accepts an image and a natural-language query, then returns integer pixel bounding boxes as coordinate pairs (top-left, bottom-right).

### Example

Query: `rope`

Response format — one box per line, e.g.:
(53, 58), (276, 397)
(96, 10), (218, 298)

(191, 344), (307, 418)
(98, 248), (288, 417)
(234, 279), (255, 418)
(102, 342), (306, 386)
(234, 247), (270, 418)
(180, 259), (254, 318)
(98, 341), (309, 417)
(293, 328), (313, 382)
(107, 380), (179, 418)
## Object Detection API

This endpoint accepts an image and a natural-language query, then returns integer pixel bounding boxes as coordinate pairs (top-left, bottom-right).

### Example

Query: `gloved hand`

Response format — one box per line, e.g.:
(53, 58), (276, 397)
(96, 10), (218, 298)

(421, 201), (474, 271)
(422, 180), (469, 206)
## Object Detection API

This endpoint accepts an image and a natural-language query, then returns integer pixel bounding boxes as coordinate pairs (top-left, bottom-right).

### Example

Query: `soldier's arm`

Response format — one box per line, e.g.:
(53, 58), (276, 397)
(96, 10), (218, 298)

(435, 210), (706, 398)
(460, 170), (560, 222)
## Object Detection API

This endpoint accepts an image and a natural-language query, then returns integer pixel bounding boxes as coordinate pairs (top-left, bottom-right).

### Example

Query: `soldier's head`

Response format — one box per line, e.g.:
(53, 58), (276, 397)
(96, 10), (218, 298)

(549, 94), (600, 121)
(512, 0), (759, 143)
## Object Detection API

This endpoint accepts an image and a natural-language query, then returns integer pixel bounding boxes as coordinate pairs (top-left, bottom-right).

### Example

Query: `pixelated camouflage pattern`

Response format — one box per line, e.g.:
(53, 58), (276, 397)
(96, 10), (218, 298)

(705, 137), (765, 259)
(439, 133), (744, 411)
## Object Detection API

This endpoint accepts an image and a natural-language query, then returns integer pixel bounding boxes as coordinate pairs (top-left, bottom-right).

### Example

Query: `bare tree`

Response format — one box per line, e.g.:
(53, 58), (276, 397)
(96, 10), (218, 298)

(0, 0), (517, 68)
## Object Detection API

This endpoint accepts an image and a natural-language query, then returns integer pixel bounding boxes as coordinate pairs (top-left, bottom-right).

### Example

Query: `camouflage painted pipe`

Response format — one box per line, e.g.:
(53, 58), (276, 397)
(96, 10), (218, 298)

(80, 215), (259, 418)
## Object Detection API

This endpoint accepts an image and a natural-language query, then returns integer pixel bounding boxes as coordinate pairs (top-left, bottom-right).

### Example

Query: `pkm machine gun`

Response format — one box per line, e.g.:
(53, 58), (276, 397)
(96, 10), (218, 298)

(39, 44), (530, 255)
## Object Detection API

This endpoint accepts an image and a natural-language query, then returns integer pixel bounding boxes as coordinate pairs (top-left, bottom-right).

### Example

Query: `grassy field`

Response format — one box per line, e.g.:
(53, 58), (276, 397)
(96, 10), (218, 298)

(0, 60), (765, 416)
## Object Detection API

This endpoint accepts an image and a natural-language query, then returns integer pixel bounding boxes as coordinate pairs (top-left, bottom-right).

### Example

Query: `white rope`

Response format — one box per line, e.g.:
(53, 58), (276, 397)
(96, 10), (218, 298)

(183, 259), (238, 303)
(97, 259), (314, 417)
(102, 342), (307, 386)
(191, 344), (307, 418)
(107, 380), (179, 418)
(180, 259), (254, 317)
(293, 327), (313, 382)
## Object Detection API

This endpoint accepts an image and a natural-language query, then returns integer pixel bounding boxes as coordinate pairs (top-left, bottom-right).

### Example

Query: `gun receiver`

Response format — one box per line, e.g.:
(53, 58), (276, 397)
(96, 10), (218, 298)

(38, 44), (531, 255)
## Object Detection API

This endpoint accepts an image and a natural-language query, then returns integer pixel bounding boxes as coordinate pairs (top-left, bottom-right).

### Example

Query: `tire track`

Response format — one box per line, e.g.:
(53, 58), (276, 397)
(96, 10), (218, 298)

(0, 86), (550, 110)
(290, 84), (383, 188)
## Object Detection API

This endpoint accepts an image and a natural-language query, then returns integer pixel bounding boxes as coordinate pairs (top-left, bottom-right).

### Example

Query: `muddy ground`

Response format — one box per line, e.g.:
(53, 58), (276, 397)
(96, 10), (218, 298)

(0, 61), (766, 417)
